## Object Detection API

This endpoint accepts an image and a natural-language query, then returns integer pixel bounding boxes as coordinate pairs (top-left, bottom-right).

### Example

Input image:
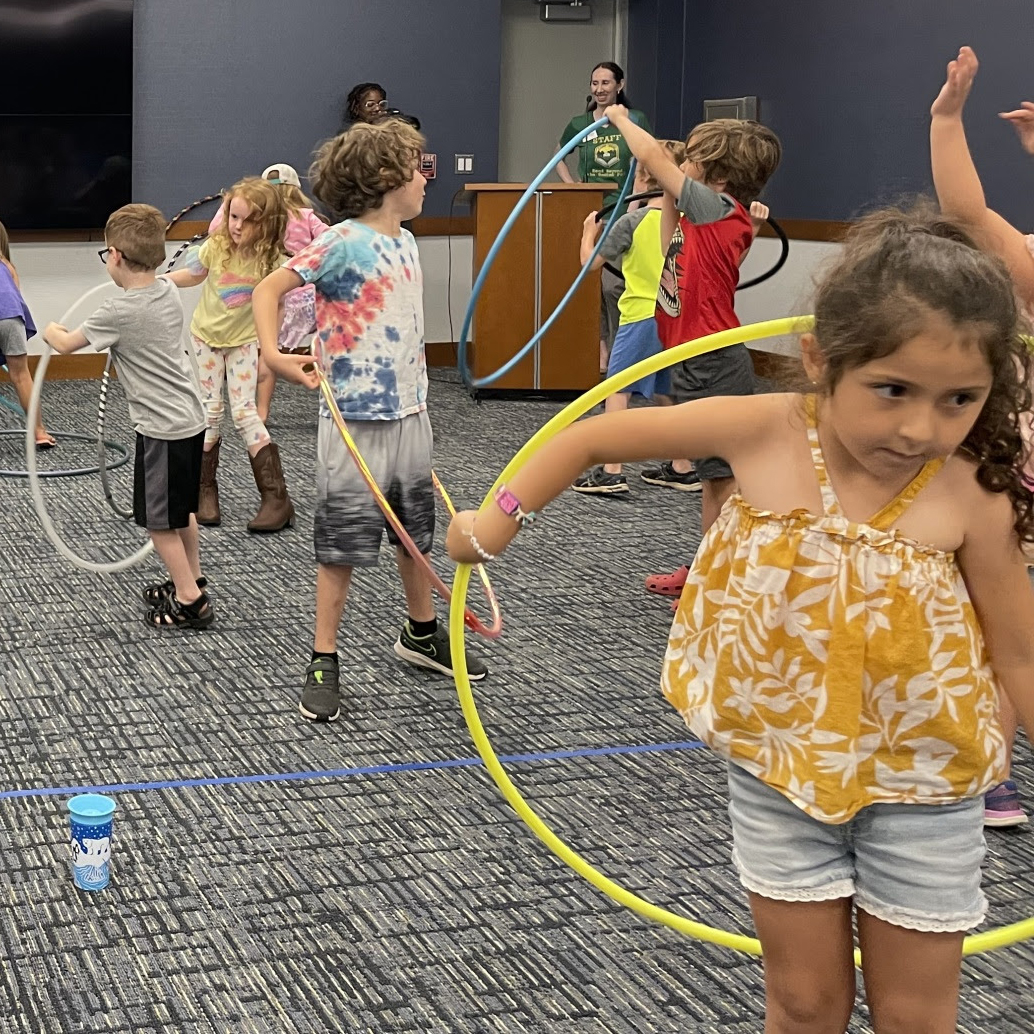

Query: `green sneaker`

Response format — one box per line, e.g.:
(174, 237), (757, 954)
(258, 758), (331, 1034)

(393, 622), (488, 681)
(299, 656), (340, 722)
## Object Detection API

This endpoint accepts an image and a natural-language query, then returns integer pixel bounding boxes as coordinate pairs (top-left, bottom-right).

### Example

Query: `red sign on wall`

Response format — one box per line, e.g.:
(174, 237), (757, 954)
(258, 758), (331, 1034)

(419, 153), (437, 180)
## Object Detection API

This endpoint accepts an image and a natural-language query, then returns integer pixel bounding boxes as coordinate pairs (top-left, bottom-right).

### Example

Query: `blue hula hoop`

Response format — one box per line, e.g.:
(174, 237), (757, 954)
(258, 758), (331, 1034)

(457, 115), (635, 389)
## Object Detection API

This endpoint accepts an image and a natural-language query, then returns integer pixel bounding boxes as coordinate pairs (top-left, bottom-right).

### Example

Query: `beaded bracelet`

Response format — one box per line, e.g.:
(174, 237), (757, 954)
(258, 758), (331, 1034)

(464, 530), (497, 562)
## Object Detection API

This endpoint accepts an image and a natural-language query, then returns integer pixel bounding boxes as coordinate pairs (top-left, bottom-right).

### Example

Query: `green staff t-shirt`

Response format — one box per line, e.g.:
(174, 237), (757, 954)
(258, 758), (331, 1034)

(559, 109), (653, 188)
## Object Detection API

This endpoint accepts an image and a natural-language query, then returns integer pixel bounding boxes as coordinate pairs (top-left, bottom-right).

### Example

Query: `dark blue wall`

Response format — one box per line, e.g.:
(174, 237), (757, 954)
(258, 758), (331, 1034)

(627, 1), (1034, 227)
(133, 0), (502, 220)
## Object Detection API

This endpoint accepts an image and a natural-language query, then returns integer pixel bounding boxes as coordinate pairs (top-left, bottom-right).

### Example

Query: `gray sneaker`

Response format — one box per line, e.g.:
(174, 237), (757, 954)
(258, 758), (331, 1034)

(393, 622), (488, 681)
(299, 656), (341, 721)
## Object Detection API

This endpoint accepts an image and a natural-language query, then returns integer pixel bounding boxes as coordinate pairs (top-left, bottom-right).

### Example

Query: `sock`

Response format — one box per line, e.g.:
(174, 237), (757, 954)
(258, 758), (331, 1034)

(408, 617), (438, 638)
(310, 650), (338, 664)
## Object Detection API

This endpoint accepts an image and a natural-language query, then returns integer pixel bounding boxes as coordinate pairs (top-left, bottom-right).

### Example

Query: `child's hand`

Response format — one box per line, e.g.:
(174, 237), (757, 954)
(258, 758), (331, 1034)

(446, 510), (483, 564)
(269, 352), (321, 390)
(582, 211), (601, 236)
(749, 201), (770, 227)
(930, 46), (978, 119)
(1000, 101), (1034, 155)
(42, 322), (67, 344)
(603, 104), (629, 125)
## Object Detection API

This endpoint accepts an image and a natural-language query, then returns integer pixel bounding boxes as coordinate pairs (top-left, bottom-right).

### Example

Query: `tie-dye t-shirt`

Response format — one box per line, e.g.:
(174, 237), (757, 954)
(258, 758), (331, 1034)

(286, 221), (427, 421)
(188, 238), (278, 349)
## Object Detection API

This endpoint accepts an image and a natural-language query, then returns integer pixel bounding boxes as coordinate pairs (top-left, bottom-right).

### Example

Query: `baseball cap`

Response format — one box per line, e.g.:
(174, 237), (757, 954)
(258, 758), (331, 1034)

(261, 163), (301, 188)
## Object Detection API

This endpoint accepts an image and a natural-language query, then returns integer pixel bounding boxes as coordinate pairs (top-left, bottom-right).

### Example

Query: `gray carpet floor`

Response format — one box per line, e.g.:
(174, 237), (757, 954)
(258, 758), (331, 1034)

(0, 369), (1031, 1033)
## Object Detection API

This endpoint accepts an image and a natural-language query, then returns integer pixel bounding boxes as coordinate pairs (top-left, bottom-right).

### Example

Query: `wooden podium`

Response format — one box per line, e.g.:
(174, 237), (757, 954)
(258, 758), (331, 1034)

(463, 182), (614, 393)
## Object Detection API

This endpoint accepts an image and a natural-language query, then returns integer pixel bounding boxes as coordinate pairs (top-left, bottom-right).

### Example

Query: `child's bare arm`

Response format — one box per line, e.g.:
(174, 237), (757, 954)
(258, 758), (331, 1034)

(163, 268), (207, 289)
(659, 191), (678, 255)
(42, 323), (90, 354)
(930, 46), (1034, 302)
(252, 268), (319, 388)
(579, 211), (605, 269)
(446, 393), (773, 563)
(1000, 101), (1034, 156)
(958, 490), (1034, 740)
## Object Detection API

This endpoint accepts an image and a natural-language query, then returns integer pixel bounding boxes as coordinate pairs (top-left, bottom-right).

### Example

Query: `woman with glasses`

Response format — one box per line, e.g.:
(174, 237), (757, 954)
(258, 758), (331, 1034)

(342, 83), (420, 132)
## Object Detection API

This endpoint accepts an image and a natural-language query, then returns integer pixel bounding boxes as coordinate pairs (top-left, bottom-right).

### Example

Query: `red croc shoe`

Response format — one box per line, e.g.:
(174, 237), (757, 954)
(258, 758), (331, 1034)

(645, 565), (689, 596)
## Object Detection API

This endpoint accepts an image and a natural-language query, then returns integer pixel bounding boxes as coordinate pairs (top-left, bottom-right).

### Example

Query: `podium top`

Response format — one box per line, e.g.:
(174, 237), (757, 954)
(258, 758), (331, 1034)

(463, 182), (617, 192)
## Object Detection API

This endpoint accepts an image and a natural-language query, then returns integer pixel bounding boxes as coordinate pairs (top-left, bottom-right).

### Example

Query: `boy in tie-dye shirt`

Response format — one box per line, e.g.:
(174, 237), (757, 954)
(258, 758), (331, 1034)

(253, 119), (488, 723)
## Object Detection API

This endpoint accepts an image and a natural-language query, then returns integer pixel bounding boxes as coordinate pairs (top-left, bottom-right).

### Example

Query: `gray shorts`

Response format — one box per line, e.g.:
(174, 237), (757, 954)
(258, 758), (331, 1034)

(600, 267), (623, 352)
(672, 343), (755, 481)
(0, 317), (28, 358)
(315, 410), (435, 568)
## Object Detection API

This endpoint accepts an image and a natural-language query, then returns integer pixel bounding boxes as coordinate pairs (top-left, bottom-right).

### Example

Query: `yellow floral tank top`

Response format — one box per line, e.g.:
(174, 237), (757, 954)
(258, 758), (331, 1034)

(661, 396), (1006, 823)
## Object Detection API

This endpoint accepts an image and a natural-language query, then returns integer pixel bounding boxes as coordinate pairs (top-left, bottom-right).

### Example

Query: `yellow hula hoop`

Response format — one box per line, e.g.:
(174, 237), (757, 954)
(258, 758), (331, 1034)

(448, 315), (1034, 959)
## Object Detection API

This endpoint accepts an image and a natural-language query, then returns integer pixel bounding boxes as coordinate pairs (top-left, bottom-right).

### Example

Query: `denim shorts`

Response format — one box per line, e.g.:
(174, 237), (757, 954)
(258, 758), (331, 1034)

(726, 762), (987, 933)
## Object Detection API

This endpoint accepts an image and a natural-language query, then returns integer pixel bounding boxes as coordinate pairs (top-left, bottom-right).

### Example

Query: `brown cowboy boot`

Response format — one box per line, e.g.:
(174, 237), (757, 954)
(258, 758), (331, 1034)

(247, 441), (295, 533)
(197, 440), (221, 526)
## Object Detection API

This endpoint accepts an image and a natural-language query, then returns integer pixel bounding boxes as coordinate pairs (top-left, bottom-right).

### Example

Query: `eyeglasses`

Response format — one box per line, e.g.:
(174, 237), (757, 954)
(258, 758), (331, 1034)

(98, 246), (143, 266)
(363, 99), (385, 109)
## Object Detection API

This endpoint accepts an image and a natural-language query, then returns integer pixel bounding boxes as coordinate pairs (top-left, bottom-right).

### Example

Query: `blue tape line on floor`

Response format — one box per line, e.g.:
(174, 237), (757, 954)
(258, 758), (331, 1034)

(0, 740), (705, 801)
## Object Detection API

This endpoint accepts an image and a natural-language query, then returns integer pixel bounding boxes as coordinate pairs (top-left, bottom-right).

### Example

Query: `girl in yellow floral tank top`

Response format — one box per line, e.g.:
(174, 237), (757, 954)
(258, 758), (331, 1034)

(448, 208), (1034, 1030)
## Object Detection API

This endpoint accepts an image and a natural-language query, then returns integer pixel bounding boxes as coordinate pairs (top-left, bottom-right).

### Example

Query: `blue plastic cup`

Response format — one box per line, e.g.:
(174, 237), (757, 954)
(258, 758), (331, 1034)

(67, 794), (117, 891)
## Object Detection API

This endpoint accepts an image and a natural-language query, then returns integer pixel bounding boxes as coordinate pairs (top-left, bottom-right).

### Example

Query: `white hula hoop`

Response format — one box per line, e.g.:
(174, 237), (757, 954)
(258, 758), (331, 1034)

(25, 282), (154, 574)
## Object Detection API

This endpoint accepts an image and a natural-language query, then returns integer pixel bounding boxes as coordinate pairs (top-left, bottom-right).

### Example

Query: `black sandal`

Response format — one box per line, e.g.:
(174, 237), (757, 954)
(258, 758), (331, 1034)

(145, 591), (214, 630)
(142, 576), (208, 606)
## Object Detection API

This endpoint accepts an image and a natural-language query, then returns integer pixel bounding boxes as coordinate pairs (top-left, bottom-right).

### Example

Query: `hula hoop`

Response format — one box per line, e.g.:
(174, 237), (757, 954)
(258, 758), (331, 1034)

(315, 369), (501, 638)
(456, 116), (635, 389)
(0, 430), (129, 479)
(97, 353), (133, 518)
(448, 314), (1034, 959)
(26, 283), (154, 574)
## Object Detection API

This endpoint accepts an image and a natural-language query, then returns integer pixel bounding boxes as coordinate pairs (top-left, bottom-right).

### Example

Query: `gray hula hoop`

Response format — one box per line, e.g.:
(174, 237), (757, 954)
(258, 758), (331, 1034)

(25, 282), (153, 574)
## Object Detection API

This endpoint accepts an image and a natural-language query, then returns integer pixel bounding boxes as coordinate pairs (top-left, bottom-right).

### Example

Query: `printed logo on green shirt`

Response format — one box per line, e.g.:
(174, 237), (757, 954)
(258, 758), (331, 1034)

(594, 141), (620, 169)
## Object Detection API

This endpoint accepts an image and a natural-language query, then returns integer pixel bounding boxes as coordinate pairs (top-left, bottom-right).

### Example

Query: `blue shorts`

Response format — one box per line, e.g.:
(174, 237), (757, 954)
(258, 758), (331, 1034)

(605, 318), (670, 398)
(726, 762), (987, 933)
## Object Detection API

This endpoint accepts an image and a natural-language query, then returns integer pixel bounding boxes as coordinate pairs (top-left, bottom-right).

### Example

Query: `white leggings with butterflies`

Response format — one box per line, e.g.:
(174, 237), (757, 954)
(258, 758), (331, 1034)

(191, 336), (271, 451)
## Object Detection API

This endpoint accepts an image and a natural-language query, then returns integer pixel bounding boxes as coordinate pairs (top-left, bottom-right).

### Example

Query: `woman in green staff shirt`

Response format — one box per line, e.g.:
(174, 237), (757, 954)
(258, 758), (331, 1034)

(556, 62), (652, 372)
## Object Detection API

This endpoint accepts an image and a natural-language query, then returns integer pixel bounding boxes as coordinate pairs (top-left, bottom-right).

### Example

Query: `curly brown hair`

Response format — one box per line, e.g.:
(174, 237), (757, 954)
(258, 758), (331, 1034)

(683, 119), (781, 207)
(309, 120), (426, 220)
(104, 203), (167, 271)
(209, 177), (287, 275)
(810, 203), (1034, 543)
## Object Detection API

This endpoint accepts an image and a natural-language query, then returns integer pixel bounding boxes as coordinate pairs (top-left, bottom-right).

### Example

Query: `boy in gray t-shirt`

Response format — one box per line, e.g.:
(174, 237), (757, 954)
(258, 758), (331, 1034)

(43, 204), (213, 630)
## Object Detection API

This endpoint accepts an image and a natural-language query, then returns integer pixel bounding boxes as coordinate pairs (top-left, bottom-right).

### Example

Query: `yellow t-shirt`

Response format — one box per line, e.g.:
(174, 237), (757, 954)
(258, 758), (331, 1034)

(189, 238), (279, 349)
(662, 396), (1006, 823)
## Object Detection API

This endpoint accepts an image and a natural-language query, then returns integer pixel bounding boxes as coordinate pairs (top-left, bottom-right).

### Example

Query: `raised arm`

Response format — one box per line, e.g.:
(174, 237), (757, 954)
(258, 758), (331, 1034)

(604, 105), (684, 199)
(930, 46), (1034, 303)
(1000, 100), (1034, 156)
